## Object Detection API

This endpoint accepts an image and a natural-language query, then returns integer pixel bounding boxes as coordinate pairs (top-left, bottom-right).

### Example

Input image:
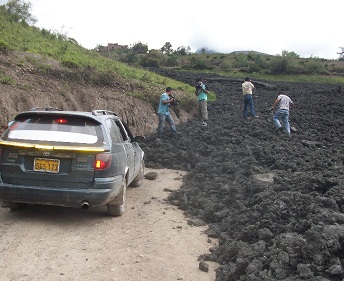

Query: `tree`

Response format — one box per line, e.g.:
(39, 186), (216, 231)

(281, 50), (300, 58)
(130, 42), (148, 54)
(4, 0), (36, 24)
(174, 46), (191, 56)
(160, 42), (173, 54)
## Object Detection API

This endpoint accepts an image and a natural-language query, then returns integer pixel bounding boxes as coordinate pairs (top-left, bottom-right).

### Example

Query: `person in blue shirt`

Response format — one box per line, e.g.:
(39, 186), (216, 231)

(156, 87), (177, 140)
(195, 78), (209, 127)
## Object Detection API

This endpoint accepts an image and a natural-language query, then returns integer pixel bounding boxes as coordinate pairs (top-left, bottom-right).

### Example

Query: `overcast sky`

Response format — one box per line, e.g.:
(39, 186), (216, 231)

(1, 0), (343, 59)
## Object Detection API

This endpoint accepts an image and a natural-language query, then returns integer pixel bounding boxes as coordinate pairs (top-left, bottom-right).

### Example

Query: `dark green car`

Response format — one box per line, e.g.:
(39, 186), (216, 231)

(0, 109), (145, 216)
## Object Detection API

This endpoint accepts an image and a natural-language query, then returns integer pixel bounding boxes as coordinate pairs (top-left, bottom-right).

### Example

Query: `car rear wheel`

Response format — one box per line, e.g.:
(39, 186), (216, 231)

(107, 179), (127, 217)
(5, 201), (21, 211)
(129, 159), (144, 188)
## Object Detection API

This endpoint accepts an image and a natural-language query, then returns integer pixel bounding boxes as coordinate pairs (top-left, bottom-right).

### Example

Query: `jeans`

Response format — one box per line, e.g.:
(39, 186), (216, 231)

(197, 100), (208, 122)
(243, 94), (256, 119)
(273, 109), (290, 135)
(157, 113), (176, 138)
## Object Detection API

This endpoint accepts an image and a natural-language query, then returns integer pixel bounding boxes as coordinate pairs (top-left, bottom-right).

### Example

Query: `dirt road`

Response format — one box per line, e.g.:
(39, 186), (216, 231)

(0, 168), (218, 281)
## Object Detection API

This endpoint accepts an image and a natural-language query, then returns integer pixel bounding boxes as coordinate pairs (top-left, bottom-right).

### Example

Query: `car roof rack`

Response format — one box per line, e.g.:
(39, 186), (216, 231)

(30, 107), (62, 111)
(92, 110), (118, 116)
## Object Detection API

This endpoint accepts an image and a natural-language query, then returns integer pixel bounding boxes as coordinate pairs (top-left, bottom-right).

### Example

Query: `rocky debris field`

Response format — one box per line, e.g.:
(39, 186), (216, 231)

(140, 69), (344, 281)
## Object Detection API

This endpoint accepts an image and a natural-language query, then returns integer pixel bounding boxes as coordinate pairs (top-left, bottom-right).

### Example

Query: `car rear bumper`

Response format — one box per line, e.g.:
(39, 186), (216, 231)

(0, 176), (124, 208)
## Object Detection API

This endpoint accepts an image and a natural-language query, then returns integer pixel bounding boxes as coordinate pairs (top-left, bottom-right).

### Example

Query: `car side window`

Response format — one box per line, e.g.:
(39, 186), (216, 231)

(115, 121), (130, 142)
(106, 119), (123, 143)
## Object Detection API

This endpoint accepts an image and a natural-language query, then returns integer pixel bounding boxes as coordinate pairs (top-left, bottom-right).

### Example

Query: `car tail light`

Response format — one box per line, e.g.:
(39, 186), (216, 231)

(95, 154), (112, 170)
(55, 118), (68, 124)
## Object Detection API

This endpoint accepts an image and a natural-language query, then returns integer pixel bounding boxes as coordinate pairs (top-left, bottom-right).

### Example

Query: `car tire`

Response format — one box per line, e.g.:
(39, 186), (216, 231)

(107, 179), (127, 217)
(5, 201), (21, 211)
(129, 159), (145, 188)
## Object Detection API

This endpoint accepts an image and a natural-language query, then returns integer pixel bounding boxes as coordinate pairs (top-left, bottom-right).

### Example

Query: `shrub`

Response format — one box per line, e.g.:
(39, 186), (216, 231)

(61, 58), (79, 68)
(0, 40), (11, 54)
(270, 58), (289, 74)
(219, 61), (232, 72)
(0, 74), (14, 84)
(166, 55), (179, 67)
(189, 57), (213, 70)
(91, 70), (115, 86)
(287, 63), (307, 75)
(247, 64), (262, 73)
(145, 57), (160, 68)
(233, 55), (249, 68)
(305, 60), (324, 74)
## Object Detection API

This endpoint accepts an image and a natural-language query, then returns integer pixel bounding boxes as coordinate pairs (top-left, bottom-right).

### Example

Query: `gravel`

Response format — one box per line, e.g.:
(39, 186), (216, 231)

(140, 69), (344, 281)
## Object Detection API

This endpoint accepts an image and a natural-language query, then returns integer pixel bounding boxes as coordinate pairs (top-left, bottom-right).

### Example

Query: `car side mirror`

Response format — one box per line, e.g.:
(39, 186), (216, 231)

(132, 136), (145, 143)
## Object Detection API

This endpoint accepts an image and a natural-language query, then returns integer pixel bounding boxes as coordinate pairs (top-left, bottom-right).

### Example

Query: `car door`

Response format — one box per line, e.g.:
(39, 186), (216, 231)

(115, 120), (137, 182)
(120, 120), (142, 172)
(106, 119), (135, 182)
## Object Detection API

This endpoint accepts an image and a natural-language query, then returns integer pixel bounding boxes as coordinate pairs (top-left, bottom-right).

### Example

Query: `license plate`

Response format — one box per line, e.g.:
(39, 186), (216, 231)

(34, 158), (60, 173)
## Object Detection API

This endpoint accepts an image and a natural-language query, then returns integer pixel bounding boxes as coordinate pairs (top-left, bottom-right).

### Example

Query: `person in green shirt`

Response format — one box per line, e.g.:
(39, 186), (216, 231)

(195, 78), (209, 127)
(156, 87), (177, 140)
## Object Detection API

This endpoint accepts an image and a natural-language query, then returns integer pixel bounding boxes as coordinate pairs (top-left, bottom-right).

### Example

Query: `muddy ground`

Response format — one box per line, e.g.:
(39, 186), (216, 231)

(140, 69), (344, 281)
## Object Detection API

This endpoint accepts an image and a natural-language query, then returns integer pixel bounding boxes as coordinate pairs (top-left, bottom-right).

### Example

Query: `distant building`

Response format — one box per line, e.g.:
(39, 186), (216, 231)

(98, 43), (128, 52)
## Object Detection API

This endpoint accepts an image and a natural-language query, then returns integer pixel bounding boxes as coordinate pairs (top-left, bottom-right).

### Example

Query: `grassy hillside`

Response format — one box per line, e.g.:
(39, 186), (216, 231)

(1, 0), (343, 103)
(105, 47), (344, 85)
(178, 52), (344, 84)
(0, 6), (200, 110)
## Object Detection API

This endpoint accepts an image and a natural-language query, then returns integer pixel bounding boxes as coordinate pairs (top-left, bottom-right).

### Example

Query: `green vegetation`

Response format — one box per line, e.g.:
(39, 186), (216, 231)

(0, 70), (14, 85)
(1, 0), (344, 112)
(3, 0), (36, 25)
(0, 1), (197, 108)
(107, 47), (344, 84)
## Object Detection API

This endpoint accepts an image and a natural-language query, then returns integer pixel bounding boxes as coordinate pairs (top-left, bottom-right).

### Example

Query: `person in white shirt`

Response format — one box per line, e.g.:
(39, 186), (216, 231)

(271, 92), (294, 136)
(242, 77), (258, 120)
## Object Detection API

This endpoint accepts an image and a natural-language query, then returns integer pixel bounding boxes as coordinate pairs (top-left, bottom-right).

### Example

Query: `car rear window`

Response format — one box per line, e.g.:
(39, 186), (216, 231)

(3, 115), (105, 147)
